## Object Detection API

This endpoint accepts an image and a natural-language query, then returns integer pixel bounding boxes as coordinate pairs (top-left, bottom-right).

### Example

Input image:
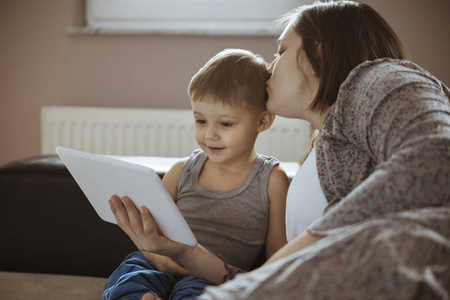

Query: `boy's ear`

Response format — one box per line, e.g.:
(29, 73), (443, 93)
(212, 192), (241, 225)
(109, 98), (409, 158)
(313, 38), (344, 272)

(257, 111), (275, 132)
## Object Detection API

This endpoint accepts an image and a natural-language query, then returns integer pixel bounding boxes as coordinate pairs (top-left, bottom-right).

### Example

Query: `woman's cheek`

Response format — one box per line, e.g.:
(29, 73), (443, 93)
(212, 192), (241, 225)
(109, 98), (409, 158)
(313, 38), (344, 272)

(266, 96), (283, 115)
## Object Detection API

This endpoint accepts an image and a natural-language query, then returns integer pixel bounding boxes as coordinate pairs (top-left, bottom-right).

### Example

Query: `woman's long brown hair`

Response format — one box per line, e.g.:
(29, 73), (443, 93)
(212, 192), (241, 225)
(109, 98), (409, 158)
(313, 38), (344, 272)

(279, 0), (410, 114)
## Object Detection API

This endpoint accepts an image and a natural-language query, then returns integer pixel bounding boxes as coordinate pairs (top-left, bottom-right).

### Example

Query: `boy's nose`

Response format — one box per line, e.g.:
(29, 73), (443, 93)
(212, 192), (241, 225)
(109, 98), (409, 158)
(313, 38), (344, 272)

(205, 127), (219, 140)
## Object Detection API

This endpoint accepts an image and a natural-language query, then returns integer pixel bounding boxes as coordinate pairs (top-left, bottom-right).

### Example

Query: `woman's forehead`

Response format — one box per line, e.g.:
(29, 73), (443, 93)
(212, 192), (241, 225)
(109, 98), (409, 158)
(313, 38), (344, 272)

(278, 26), (301, 48)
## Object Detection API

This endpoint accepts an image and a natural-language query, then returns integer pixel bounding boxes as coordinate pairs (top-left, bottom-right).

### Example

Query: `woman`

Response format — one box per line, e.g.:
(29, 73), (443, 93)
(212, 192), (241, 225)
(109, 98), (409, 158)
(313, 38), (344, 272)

(111, 1), (450, 299)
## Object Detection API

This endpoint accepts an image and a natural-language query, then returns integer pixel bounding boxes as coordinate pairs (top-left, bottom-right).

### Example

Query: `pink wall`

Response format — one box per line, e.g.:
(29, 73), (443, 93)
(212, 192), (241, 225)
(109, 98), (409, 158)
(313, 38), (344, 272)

(1, 0), (449, 165)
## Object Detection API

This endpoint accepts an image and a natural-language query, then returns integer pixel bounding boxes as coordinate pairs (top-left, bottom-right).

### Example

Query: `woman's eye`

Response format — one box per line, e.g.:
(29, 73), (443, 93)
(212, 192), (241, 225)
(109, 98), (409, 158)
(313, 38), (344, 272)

(274, 50), (284, 58)
(221, 122), (233, 127)
(195, 119), (206, 125)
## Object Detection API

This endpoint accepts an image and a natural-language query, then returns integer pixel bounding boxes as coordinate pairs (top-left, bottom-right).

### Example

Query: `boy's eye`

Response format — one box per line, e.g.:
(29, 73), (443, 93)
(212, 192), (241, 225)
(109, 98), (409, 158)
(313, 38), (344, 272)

(221, 122), (233, 127)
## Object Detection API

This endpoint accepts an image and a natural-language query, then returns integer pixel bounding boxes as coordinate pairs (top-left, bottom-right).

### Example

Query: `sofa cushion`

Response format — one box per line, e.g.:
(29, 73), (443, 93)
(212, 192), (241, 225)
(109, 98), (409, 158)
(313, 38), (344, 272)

(0, 271), (107, 300)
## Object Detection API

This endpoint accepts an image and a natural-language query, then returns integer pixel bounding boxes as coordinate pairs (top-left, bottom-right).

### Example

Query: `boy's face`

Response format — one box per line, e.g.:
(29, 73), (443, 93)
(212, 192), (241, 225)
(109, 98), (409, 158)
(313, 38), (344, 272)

(191, 99), (262, 165)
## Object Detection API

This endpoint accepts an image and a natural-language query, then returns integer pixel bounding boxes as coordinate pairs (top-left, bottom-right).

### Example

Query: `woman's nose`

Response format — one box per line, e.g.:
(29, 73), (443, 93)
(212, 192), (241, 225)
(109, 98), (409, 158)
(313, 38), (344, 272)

(267, 60), (275, 77)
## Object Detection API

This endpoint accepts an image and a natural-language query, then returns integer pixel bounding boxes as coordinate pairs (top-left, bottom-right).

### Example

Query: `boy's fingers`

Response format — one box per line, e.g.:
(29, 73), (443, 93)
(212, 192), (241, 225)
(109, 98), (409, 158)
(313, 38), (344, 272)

(110, 195), (130, 227)
(140, 206), (164, 236)
(121, 196), (145, 234)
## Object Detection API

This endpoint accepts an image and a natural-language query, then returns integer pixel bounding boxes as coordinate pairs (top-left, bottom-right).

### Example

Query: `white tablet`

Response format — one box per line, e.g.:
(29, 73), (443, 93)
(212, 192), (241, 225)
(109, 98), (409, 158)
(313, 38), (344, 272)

(56, 146), (197, 247)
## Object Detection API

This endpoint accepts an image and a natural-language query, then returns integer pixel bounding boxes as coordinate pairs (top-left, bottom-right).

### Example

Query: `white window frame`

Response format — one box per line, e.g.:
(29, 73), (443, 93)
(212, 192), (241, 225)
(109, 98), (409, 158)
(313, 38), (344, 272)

(86, 0), (310, 36)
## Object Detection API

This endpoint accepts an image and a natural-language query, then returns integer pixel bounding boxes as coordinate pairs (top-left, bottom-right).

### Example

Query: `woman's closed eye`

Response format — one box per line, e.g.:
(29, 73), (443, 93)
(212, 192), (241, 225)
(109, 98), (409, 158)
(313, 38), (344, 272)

(274, 50), (285, 58)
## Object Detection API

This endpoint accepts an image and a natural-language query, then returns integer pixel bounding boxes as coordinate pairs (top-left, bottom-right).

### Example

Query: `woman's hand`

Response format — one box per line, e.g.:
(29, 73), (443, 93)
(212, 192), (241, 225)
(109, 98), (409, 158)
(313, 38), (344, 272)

(108, 195), (192, 260)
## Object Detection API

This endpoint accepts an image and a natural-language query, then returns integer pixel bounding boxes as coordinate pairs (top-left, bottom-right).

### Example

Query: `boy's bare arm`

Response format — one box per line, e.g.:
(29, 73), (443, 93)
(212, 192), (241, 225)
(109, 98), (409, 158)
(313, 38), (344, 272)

(265, 165), (289, 259)
(161, 158), (188, 202)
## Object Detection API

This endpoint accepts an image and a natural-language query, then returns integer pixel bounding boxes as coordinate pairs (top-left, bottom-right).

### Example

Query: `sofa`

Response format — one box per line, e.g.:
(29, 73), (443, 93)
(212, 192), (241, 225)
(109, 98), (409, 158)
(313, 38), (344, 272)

(0, 154), (298, 299)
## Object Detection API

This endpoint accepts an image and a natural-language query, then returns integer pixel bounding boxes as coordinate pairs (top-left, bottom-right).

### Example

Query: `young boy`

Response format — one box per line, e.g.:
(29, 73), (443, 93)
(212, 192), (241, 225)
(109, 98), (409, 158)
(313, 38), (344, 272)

(103, 49), (289, 300)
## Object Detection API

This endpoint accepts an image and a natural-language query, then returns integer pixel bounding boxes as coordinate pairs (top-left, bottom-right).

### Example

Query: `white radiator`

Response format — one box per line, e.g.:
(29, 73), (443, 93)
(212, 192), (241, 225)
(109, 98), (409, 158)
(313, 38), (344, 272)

(41, 106), (310, 162)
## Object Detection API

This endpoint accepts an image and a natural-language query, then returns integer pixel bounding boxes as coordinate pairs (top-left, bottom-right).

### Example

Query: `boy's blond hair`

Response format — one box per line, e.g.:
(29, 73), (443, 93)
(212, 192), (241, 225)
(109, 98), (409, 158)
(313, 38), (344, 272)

(188, 49), (269, 111)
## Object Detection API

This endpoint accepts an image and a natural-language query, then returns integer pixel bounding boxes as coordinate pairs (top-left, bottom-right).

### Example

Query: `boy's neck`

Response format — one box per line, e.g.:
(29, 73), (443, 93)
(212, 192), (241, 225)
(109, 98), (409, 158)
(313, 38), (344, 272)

(208, 148), (258, 171)
(198, 149), (259, 192)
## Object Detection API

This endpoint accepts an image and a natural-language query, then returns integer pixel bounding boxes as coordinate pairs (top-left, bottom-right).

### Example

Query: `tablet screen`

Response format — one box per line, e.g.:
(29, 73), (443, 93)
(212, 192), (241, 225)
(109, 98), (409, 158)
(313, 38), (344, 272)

(56, 147), (197, 247)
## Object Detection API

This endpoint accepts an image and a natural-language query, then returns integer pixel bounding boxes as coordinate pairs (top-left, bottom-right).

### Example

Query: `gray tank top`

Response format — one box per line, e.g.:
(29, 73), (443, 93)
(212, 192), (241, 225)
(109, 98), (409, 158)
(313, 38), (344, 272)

(176, 149), (279, 271)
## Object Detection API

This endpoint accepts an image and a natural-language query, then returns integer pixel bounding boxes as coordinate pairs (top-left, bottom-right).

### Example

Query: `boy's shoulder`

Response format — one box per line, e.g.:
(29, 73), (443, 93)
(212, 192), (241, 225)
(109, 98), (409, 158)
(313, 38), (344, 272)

(257, 154), (279, 166)
(267, 164), (290, 200)
(164, 156), (190, 180)
(269, 164), (289, 183)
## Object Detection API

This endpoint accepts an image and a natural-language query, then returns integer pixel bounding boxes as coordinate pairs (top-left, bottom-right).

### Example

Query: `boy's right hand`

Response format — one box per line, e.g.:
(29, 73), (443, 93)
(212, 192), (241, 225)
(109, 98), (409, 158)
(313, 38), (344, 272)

(142, 251), (190, 276)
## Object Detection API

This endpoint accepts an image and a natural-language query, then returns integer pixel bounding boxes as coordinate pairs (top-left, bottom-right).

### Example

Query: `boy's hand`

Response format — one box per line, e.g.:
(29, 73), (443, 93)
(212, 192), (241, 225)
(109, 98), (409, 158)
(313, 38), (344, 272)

(110, 194), (235, 285)
(142, 251), (190, 276)
(108, 195), (193, 260)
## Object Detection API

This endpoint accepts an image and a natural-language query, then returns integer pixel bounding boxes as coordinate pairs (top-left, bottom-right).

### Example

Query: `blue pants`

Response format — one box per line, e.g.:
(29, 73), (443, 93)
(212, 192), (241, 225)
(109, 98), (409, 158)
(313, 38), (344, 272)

(103, 251), (213, 300)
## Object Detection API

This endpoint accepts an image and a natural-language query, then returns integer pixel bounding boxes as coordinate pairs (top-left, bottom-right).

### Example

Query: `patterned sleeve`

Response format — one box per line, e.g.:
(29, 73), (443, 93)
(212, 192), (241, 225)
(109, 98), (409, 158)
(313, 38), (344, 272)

(309, 59), (450, 233)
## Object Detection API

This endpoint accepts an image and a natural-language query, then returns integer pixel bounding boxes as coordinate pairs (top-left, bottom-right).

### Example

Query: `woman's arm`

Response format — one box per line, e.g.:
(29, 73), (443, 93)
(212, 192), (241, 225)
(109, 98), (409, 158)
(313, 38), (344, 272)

(264, 230), (323, 265)
(311, 61), (450, 233)
(265, 166), (289, 258)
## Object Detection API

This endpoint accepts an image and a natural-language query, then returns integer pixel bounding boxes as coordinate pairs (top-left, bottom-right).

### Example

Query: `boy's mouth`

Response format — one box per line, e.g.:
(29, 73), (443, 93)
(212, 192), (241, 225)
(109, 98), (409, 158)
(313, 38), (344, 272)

(207, 146), (224, 152)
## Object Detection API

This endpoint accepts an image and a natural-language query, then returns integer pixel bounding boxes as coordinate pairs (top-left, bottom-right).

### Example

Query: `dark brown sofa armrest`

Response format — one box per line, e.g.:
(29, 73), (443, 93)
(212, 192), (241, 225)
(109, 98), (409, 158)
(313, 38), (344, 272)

(0, 155), (137, 278)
